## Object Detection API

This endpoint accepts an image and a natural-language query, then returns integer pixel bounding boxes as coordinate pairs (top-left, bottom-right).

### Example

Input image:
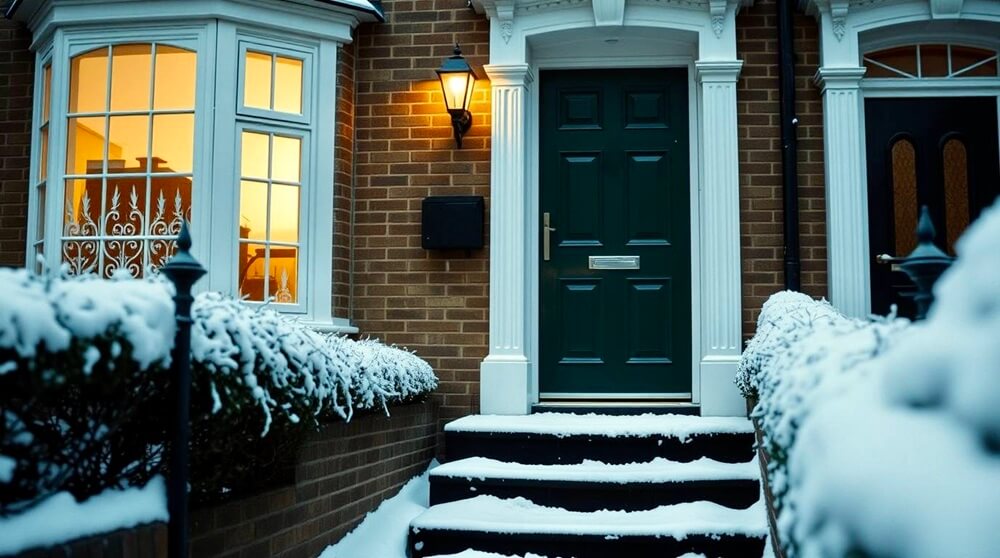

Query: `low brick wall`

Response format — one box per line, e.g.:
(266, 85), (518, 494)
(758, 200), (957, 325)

(9, 400), (438, 558)
(749, 397), (786, 558)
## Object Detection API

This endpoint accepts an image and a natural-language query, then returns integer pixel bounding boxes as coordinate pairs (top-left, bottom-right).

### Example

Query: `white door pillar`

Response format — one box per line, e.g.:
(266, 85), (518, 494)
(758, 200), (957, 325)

(695, 60), (746, 416)
(816, 67), (870, 318)
(480, 63), (534, 415)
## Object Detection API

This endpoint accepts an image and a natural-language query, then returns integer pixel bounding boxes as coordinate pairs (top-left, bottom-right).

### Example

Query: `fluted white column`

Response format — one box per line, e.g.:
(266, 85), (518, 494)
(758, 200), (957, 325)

(817, 67), (869, 318)
(695, 60), (745, 416)
(481, 63), (533, 415)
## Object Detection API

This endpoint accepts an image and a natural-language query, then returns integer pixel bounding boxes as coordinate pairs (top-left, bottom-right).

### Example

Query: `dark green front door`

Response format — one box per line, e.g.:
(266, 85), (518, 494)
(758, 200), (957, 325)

(539, 68), (691, 397)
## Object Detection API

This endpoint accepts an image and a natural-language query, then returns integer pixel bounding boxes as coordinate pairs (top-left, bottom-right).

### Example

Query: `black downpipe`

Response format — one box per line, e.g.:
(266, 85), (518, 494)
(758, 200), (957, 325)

(777, 0), (802, 291)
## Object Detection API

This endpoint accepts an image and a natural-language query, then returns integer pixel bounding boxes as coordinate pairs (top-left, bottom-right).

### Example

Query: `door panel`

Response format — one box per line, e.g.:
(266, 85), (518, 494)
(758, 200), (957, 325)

(540, 68), (691, 396)
(865, 97), (1000, 318)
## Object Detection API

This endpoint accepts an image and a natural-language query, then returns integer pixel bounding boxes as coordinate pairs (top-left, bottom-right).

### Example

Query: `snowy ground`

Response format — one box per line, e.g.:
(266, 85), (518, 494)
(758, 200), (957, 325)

(316, 461), (775, 558)
(0, 477), (167, 555)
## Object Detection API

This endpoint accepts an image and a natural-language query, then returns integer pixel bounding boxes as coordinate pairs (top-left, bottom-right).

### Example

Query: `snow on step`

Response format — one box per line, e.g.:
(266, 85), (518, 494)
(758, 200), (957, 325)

(445, 413), (752, 441)
(411, 495), (768, 539)
(431, 456), (759, 484)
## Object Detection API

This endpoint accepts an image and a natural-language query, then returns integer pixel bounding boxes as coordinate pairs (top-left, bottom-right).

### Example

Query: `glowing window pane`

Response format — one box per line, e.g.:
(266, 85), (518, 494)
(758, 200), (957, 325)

(152, 113), (194, 173)
(271, 135), (301, 183)
(107, 115), (150, 173)
(239, 180), (269, 241)
(39, 128), (48, 180)
(110, 44), (152, 111)
(69, 48), (109, 113)
(274, 56), (303, 114)
(270, 184), (299, 243)
(63, 178), (97, 236)
(239, 242), (268, 301)
(241, 131), (270, 179)
(42, 64), (51, 123)
(244, 51), (272, 110)
(942, 139), (970, 255)
(153, 46), (196, 110)
(891, 139), (918, 256)
(268, 247), (298, 303)
(66, 116), (107, 174)
(150, 176), (192, 241)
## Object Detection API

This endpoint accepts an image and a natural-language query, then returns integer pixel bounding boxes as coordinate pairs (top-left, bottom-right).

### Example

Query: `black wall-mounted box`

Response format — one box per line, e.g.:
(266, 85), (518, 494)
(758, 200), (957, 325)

(421, 195), (485, 250)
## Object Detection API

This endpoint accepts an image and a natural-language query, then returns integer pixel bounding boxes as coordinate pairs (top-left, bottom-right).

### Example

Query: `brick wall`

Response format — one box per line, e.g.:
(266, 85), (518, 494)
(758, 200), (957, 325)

(333, 40), (358, 319)
(351, 2), (491, 428)
(0, 19), (32, 267)
(736, 0), (828, 337)
(13, 401), (438, 558)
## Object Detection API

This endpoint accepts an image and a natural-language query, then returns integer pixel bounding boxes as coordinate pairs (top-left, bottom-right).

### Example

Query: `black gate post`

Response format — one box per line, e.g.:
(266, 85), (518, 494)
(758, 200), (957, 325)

(161, 222), (206, 558)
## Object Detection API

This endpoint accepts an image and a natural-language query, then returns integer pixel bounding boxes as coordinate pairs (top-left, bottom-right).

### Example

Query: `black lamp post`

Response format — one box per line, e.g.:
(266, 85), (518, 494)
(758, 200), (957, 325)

(160, 222), (206, 558)
(876, 206), (954, 320)
(436, 44), (478, 148)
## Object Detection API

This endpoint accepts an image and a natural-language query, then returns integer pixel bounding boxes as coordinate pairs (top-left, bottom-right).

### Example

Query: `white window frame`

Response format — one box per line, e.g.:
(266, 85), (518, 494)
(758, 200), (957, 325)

(234, 123), (311, 314)
(26, 10), (350, 332)
(237, 40), (314, 126)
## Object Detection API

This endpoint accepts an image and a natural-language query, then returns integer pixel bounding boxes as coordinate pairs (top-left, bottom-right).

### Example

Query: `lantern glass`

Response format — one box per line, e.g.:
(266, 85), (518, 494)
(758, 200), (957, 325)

(440, 71), (475, 113)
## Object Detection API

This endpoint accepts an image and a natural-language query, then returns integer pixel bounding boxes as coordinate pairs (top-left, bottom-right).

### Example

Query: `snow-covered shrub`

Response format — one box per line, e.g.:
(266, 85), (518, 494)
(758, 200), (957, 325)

(787, 201), (1000, 558)
(743, 199), (1000, 558)
(1, 272), (438, 512)
(0, 269), (174, 515)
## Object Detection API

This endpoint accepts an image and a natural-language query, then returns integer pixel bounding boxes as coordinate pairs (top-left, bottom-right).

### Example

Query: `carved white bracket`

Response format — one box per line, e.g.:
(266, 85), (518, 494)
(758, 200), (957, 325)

(930, 0), (964, 18)
(830, 0), (848, 41)
(495, 0), (514, 43)
(708, 0), (727, 37)
(592, 0), (625, 26)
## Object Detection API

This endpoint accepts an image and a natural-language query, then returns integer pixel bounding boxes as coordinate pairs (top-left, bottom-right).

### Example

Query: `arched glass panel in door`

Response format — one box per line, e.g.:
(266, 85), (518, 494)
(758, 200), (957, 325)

(890, 139), (918, 256)
(942, 138), (970, 254)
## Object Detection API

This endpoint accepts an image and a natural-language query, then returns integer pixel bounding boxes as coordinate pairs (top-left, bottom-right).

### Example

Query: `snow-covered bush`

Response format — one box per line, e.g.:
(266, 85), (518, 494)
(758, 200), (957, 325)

(742, 199), (1000, 558)
(1, 272), (437, 513)
(0, 269), (174, 514)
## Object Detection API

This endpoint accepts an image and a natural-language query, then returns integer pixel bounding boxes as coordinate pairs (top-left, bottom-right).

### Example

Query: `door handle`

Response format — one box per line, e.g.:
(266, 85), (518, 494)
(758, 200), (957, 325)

(543, 212), (556, 261)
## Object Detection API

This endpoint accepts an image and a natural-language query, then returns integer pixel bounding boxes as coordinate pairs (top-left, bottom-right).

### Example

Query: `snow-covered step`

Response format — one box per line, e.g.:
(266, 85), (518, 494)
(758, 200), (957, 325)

(429, 456), (761, 510)
(409, 495), (768, 558)
(444, 413), (755, 464)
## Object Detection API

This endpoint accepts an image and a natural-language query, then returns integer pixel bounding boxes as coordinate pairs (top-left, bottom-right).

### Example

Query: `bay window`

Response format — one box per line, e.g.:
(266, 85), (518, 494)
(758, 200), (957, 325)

(21, 0), (371, 331)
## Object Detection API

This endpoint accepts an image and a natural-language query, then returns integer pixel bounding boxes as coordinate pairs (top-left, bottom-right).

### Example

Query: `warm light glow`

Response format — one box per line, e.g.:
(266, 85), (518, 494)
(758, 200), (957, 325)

(244, 50), (304, 115)
(238, 130), (302, 303)
(62, 43), (196, 278)
(442, 73), (473, 111)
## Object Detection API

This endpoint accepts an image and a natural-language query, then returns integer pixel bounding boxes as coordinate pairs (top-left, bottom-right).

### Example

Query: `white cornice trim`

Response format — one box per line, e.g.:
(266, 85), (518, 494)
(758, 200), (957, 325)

(814, 66), (866, 90)
(695, 60), (743, 82)
(485, 63), (535, 86)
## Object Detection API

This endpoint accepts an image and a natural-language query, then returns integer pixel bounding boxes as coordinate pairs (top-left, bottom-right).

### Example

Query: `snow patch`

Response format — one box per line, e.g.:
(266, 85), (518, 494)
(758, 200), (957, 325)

(445, 413), (752, 441)
(0, 476), (167, 555)
(410, 495), (768, 538)
(430, 456), (759, 484)
(319, 462), (437, 558)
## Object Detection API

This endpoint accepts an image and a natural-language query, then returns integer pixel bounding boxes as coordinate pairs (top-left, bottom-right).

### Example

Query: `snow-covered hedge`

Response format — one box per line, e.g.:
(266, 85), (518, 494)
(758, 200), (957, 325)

(740, 200), (1000, 558)
(0, 271), (437, 514)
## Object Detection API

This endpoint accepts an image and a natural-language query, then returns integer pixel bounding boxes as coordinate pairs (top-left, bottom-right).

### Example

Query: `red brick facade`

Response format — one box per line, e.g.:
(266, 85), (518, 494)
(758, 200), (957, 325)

(350, 1), (492, 426)
(736, 0), (828, 337)
(0, 19), (32, 267)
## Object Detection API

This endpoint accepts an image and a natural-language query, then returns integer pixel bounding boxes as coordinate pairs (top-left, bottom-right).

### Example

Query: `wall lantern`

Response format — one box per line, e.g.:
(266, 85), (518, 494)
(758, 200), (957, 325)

(436, 44), (478, 148)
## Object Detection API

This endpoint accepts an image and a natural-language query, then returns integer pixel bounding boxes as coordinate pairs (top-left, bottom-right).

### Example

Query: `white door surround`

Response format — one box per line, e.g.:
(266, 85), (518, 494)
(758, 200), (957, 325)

(472, 0), (753, 416)
(802, 0), (1000, 318)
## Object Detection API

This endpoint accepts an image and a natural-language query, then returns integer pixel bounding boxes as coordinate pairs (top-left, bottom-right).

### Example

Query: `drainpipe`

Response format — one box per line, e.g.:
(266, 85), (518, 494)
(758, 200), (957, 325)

(777, 0), (802, 291)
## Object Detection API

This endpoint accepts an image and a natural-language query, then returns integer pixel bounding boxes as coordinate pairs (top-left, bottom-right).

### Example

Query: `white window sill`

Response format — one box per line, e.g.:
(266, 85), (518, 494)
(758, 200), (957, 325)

(298, 318), (359, 335)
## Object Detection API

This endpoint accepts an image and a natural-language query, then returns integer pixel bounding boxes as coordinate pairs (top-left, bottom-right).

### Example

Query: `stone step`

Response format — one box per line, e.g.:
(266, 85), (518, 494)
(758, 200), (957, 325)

(444, 413), (755, 464)
(408, 495), (768, 558)
(429, 456), (760, 510)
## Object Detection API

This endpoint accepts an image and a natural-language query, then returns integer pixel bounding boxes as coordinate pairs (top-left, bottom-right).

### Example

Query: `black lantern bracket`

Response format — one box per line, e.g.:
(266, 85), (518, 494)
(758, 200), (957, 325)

(449, 108), (473, 149)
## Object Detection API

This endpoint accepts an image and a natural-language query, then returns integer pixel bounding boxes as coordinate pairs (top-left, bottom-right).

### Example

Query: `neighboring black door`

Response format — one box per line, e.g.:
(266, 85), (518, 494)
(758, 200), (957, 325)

(865, 97), (1000, 318)
(539, 69), (691, 397)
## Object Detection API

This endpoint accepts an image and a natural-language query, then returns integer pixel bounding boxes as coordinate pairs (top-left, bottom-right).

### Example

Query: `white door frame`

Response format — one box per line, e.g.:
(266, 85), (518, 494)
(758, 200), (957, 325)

(802, 0), (1000, 318)
(473, 0), (752, 416)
